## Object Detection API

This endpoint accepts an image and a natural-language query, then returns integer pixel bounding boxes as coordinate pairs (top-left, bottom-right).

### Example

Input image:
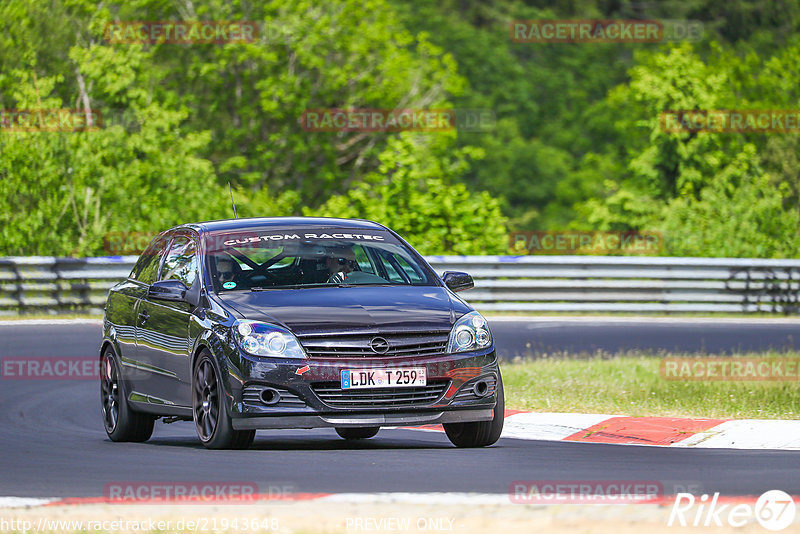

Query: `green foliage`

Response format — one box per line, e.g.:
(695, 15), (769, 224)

(0, 59), (228, 255)
(392, 0), (800, 257)
(140, 0), (469, 205)
(2, 0), (800, 258)
(574, 41), (800, 256)
(308, 133), (507, 254)
(0, 0), (504, 255)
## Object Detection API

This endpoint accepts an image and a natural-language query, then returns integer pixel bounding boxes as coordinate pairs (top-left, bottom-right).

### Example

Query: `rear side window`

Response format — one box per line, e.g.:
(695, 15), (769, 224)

(375, 251), (426, 284)
(160, 235), (198, 287)
(130, 235), (169, 285)
(353, 245), (377, 274)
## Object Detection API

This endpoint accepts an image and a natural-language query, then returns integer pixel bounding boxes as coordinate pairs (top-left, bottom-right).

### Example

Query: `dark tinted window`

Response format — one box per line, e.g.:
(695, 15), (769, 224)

(160, 235), (198, 287)
(375, 251), (426, 283)
(130, 235), (169, 285)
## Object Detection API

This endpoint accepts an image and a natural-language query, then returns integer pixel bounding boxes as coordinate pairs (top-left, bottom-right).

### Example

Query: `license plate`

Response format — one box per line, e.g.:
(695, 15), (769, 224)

(341, 368), (427, 389)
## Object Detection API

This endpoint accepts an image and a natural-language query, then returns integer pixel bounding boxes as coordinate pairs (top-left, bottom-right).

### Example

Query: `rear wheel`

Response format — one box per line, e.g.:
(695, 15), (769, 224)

(192, 350), (255, 449)
(100, 349), (154, 442)
(443, 373), (505, 448)
(335, 427), (380, 440)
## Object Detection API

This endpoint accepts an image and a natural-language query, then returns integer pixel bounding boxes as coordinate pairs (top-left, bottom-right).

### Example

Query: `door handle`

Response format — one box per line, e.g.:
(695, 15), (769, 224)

(138, 310), (150, 325)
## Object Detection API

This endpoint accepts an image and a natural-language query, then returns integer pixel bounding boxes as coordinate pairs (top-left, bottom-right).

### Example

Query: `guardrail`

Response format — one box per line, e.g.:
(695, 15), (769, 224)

(0, 257), (136, 315)
(2, 255), (800, 315)
(428, 256), (800, 313)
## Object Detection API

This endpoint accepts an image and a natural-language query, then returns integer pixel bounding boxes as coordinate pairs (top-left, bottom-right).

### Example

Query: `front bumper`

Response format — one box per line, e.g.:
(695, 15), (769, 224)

(232, 408), (493, 430)
(227, 348), (500, 430)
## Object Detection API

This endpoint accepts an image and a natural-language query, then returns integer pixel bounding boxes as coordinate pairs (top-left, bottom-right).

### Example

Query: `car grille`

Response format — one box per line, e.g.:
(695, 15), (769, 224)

(453, 375), (498, 402)
(242, 386), (306, 408)
(311, 380), (450, 408)
(296, 331), (450, 359)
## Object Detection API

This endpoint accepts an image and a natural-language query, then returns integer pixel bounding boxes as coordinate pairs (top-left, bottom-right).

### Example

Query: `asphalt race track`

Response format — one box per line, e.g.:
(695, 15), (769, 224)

(1, 319), (800, 499)
(489, 317), (800, 357)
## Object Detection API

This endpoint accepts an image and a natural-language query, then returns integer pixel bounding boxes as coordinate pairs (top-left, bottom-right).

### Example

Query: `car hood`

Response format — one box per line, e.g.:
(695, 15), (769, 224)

(216, 285), (470, 334)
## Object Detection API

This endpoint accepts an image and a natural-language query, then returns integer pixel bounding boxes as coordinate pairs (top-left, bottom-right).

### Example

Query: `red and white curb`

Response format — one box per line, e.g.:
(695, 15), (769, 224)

(502, 411), (800, 449)
(415, 410), (800, 450)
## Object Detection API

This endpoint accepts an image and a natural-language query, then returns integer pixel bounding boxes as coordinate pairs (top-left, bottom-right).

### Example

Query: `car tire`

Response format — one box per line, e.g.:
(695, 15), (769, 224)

(443, 372), (505, 448)
(193, 350), (256, 450)
(335, 427), (380, 440)
(101, 348), (155, 442)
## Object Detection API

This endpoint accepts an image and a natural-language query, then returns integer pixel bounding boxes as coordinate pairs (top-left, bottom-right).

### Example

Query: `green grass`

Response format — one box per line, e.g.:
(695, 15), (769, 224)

(502, 351), (800, 419)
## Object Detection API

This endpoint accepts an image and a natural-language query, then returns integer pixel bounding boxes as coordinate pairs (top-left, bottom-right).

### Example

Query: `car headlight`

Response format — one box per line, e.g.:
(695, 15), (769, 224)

(447, 311), (492, 353)
(233, 320), (307, 358)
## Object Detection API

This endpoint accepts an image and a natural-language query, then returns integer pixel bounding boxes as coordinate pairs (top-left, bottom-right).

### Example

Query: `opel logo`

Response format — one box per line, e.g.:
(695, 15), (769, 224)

(369, 337), (390, 354)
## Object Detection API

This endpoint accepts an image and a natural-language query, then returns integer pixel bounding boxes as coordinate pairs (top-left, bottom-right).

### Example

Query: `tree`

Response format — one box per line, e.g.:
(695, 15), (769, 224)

(574, 42), (800, 256)
(308, 133), (508, 254)
(0, 34), (229, 255)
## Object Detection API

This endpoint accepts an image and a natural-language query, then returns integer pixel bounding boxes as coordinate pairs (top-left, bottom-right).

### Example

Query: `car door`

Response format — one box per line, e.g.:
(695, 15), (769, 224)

(136, 232), (198, 408)
(118, 234), (169, 398)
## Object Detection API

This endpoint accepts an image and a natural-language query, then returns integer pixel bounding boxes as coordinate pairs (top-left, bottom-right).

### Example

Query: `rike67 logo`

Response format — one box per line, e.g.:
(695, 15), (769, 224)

(668, 490), (796, 531)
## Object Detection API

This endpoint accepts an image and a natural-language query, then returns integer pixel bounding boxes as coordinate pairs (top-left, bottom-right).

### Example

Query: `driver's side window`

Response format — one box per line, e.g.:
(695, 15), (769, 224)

(160, 235), (198, 287)
(130, 235), (169, 285)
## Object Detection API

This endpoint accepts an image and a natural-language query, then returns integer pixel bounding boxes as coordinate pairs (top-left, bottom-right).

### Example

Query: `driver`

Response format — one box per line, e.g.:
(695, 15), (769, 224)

(216, 257), (236, 287)
(325, 246), (357, 283)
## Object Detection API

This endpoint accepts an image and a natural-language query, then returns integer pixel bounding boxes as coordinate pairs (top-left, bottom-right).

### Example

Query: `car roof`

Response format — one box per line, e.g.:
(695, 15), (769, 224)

(175, 217), (388, 234)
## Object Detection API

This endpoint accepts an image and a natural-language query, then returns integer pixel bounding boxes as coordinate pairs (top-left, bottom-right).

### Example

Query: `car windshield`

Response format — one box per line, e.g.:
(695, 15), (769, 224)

(204, 228), (437, 292)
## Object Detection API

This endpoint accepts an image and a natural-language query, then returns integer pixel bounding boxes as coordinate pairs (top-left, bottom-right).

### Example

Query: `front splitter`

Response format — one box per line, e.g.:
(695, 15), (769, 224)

(231, 408), (493, 430)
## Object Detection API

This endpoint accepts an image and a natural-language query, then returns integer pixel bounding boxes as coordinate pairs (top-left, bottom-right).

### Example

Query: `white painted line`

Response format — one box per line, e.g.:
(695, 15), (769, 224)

(676, 420), (800, 450)
(0, 319), (103, 326)
(0, 497), (54, 508)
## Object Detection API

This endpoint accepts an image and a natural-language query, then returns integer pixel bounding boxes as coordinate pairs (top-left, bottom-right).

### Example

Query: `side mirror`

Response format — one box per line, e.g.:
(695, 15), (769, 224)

(148, 279), (188, 302)
(442, 271), (474, 293)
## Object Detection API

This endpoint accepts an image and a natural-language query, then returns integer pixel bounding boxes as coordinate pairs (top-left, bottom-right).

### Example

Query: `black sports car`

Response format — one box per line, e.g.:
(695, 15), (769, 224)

(100, 217), (503, 449)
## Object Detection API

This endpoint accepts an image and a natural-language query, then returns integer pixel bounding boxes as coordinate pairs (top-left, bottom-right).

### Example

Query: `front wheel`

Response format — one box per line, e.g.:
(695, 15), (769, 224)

(336, 427), (379, 440)
(192, 351), (255, 450)
(443, 373), (505, 448)
(100, 349), (154, 442)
